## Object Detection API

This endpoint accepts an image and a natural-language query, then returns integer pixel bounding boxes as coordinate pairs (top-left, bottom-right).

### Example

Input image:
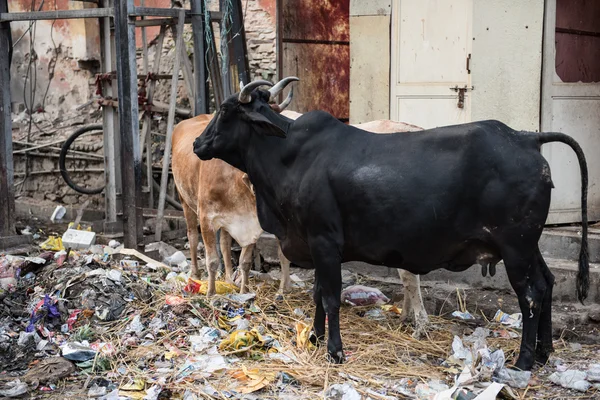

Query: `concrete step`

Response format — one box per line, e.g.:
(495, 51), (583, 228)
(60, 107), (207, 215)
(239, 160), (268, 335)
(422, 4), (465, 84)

(540, 227), (600, 263)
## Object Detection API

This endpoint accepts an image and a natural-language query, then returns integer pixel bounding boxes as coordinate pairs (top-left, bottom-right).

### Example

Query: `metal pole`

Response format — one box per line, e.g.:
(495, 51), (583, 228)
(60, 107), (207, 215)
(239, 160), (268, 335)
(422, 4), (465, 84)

(207, 18), (224, 106)
(155, 9), (185, 242)
(179, 34), (195, 115)
(114, 0), (144, 249)
(140, 0), (152, 208)
(100, 0), (118, 228)
(190, 0), (208, 115)
(219, 0), (232, 97)
(230, 0), (250, 86)
(0, 0), (16, 238)
(140, 25), (167, 209)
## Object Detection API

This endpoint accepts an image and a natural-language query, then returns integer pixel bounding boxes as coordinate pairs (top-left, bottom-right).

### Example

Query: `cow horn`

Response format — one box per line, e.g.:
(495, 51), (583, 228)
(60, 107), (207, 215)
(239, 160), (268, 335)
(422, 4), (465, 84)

(238, 80), (273, 104)
(268, 76), (299, 101)
(278, 85), (294, 111)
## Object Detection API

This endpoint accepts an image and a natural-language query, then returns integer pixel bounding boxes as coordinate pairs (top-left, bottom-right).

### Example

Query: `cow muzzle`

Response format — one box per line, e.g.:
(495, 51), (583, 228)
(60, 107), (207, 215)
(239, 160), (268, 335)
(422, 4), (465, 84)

(193, 137), (213, 161)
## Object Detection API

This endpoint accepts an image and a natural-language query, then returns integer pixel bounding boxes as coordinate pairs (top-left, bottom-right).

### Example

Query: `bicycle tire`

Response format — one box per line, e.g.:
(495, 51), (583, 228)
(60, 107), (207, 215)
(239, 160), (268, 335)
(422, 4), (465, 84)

(59, 124), (105, 195)
(59, 124), (183, 211)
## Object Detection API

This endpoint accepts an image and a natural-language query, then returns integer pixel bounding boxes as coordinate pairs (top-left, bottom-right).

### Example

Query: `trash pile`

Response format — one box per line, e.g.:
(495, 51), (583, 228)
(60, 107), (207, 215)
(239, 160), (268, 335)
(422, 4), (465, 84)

(2, 218), (600, 399)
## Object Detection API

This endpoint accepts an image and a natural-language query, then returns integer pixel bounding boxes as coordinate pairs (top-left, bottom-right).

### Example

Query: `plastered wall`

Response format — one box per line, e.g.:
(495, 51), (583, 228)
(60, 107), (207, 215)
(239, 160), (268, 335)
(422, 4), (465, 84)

(349, 0), (391, 124)
(471, 0), (544, 131)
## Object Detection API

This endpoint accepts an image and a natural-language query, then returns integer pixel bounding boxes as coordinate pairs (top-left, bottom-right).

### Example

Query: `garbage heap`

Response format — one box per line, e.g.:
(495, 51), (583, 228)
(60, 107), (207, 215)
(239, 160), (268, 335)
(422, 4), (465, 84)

(1, 234), (600, 399)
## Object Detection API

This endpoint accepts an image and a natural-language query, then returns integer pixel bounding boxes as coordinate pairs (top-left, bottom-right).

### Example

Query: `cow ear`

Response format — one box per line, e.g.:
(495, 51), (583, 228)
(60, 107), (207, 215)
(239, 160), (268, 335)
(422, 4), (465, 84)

(244, 110), (289, 138)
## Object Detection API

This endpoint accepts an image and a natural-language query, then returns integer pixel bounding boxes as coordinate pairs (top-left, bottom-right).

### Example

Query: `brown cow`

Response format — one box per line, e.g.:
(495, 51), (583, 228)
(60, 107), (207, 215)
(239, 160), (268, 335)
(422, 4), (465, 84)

(172, 114), (291, 296)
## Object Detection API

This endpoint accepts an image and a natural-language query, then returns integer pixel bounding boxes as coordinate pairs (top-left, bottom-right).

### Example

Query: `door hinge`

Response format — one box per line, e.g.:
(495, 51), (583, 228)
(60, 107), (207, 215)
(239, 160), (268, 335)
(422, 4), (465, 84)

(466, 53), (471, 74)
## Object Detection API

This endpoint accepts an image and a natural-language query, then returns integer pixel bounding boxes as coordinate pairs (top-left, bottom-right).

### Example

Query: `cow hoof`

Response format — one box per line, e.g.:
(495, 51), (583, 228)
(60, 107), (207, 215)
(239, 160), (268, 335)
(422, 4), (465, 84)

(309, 333), (324, 347)
(512, 355), (534, 372)
(412, 325), (428, 339)
(327, 350), (345, 364)
(535, 347), (553, 366)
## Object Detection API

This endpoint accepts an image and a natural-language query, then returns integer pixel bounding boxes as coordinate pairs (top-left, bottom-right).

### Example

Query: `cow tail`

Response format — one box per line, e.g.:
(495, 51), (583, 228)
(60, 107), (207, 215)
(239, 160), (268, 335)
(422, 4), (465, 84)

(538, 132), (589, 303)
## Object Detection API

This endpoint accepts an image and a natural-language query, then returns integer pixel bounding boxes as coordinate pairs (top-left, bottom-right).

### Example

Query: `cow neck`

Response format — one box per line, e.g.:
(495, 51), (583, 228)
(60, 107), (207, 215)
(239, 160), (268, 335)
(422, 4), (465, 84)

(243, 133), (289, 203)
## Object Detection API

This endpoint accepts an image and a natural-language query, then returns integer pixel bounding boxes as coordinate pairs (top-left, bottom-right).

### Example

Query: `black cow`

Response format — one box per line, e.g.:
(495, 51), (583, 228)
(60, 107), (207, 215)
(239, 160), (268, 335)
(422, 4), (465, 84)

(193, 78), (589, 371)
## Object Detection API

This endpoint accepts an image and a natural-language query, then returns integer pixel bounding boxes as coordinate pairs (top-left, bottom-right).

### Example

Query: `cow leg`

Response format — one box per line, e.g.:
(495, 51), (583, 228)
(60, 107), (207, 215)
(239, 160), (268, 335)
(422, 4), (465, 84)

(309, 237), (344, 363)
(398, 270), (429, 337)
(277, 243), (292, 294)
(181, 201), (201, 280)
(219, 229), (234, 283)
(504, 251), (547, 371)
(238, 244), (255, 294)
(311, 273), (326, 345)
(535, 248), (555, 365)
(199, 218), (220, 297)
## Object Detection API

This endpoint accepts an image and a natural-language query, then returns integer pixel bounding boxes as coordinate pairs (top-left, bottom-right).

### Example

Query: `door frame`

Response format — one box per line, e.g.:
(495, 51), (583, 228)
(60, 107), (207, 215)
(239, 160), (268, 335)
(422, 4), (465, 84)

(540, 0), (600, 224)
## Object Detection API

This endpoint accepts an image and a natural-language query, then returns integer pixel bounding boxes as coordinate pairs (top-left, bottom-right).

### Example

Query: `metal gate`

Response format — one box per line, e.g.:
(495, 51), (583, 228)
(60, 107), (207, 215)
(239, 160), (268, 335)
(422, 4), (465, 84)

(278, 0), (350, 121)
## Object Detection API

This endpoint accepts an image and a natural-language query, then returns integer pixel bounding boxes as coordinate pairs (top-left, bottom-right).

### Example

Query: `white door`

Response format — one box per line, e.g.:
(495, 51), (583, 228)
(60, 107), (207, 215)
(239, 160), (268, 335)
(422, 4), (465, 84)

(390, 0), (473, 129)
(541, 0), (600, 224)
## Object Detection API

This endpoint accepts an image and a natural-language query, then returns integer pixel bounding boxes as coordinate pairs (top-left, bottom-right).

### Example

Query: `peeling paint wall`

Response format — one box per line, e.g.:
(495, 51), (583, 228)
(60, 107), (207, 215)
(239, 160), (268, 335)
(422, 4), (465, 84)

(8, 0), (100, 119)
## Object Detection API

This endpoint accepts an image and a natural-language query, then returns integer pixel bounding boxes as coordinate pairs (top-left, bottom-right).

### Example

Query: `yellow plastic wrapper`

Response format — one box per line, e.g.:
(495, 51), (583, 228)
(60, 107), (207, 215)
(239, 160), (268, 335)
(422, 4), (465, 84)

(67, 222), (91, 231)
(119, 378), (146, 398)
(295, 321), (316, 350)
(184, 278), (238, 295)
(40, 236), (65, 251)
(219, 328), (270, 351)
(120, 379), (145, 391)
(218, 314), (243, 330)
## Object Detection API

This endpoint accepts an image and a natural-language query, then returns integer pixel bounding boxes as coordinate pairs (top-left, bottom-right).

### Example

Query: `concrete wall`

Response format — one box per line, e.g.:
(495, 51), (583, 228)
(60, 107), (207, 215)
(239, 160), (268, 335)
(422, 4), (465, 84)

(470, 0), (544, 131)
(349, 0), (391, 124)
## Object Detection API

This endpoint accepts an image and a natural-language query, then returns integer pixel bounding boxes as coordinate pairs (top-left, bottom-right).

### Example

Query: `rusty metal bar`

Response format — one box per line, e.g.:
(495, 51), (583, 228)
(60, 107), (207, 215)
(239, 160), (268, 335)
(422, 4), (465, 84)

(140, 25), (166, 208)
(114, 0), (144, 249)
(98, 98), (190, 117)
(98, 71), (184, 80)
(134, 11), (222, 27)
(155, 9), (185, 242)
(0, 0), (16, 239)
(190, 0), (209, 115)
(282, 38), (349, 46)
(131, 7), (180, 18)
(0, 8), (113, 21)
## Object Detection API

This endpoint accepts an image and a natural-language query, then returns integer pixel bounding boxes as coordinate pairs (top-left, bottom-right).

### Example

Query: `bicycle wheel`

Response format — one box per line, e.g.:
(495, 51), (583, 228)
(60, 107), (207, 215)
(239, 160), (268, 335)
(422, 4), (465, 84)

(59, 124), (183, 211)
(59, 124), (105, 195)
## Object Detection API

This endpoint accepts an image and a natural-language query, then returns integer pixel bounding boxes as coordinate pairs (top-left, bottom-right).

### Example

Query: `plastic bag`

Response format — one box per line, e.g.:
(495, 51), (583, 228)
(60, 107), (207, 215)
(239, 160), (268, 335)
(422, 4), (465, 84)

(341, 285), (389, 306)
